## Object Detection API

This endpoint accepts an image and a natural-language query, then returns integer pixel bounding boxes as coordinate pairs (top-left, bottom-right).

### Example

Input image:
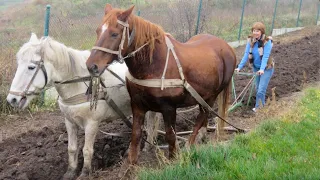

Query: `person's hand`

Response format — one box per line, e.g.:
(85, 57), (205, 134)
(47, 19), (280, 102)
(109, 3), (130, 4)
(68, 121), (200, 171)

(235, 68), (240, 73)
(257, 70), (264, 75)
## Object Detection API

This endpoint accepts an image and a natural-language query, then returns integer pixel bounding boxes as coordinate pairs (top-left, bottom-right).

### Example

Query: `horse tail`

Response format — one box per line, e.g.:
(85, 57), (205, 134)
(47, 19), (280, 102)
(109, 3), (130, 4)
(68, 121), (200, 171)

(216, 46), (234, 135)
(217, 80), (231, 129)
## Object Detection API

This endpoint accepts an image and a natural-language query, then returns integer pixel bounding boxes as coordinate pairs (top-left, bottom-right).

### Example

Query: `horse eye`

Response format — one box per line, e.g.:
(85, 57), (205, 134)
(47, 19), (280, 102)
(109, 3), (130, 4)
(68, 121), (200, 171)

(111, 33), (118, 38)
(28, 66), (35, 70)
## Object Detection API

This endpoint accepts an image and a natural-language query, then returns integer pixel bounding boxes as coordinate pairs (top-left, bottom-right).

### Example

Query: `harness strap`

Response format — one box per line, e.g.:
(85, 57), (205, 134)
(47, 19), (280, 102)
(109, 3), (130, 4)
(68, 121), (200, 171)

(9, 91), (41, 96)
(126, 71), (184, 88)
(160, 36), (185, 90)
(104, 94), (132, 129)
(54, 76), (91, 84)
(106, 67), (126, 84)
(59, 92), (105, 105)
(92, 46), (119, 55)
(183, 82), (245, 133)
(165, 37), (185, 81)
(117, 42), (149, 63)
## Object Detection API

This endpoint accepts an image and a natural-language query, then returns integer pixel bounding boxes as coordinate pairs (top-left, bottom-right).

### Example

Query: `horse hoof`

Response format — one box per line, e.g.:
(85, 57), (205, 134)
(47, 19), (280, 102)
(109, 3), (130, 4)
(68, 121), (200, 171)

(118, 161), (132, 178)
(76, 175), (89, 180)
(78, 168), (90, 179)
(185, 141), (191, 150)
(195, 127), (208, 144)
(62, 171), (77, 180)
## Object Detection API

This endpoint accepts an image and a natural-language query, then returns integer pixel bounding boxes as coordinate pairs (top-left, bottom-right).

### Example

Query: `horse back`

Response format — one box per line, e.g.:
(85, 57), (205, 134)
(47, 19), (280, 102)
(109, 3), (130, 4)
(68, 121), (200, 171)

(170, 34), (236, 86)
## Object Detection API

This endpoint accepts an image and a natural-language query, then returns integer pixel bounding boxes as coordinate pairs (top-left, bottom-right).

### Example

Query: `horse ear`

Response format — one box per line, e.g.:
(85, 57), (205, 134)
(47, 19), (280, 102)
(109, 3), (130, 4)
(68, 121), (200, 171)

(29, 33), (39, 43)
(104, 4), (112, 14)
(118, 5), (134, 22)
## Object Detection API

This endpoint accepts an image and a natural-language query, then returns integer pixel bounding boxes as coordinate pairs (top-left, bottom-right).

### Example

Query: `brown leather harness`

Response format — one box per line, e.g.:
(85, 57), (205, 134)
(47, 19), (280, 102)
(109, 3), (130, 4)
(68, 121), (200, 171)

(92, 19), (246, 133)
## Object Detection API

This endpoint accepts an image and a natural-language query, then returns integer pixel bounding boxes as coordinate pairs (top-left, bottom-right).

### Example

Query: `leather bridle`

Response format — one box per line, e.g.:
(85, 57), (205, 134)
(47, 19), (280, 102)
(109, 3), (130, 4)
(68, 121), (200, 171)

(9, 59), (48, 98)
(91, 19), (147, 64)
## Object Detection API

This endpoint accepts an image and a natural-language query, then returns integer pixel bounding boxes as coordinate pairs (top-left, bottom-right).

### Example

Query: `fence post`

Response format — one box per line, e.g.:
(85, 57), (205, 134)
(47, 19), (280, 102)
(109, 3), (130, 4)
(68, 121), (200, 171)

(44, 5), (51, 37)
(271, 0), (279, 35)
(195, 0), (203, 35)
(41, 4), (51, 106)
(238, 0), (246, 41)
(316, 1), (320, 25)
(136, 0), (140, 16)
(296, 0), (303, 27)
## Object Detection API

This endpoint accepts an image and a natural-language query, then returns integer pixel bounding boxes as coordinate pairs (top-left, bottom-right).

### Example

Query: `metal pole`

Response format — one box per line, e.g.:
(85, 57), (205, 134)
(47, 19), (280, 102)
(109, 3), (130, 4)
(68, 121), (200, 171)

(238, 0), (246, 41)
(296, 0), (303, 27)
(232, 76), (236, 101)
(136, 0), (140, 16)
(44, 5), (51, 37)
(41, 4), (51, 106)
(247, 78), (256, 106)
(195, 0), (203, 35)
(271, 0), (279, 35)
(316, 2), (320, 25)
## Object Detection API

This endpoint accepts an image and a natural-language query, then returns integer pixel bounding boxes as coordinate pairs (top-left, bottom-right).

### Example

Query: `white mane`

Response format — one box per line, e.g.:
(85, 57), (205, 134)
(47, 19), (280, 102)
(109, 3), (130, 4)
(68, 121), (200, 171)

(41, 37), (90, 77)
(17, 36), (90, 78)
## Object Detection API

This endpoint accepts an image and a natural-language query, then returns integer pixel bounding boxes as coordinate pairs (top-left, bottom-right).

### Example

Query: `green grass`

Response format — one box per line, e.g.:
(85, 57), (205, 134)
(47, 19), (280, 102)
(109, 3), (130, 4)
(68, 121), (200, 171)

(138, 87), (320, 180)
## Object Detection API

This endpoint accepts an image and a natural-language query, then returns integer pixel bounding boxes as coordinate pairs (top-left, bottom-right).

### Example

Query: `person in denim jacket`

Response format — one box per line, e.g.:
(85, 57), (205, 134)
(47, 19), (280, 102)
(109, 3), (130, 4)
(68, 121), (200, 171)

(235, 22), (274, 112)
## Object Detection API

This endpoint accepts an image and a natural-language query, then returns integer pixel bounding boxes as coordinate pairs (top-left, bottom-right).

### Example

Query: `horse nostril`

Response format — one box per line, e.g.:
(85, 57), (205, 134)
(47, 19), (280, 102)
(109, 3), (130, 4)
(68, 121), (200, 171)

(90, 64), (99, 74)
(11, 98), (17, 104)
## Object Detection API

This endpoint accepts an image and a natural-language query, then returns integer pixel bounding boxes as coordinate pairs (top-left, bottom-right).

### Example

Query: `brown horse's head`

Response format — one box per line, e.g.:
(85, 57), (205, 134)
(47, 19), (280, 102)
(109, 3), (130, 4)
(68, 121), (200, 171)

(86, 4), (134, 76)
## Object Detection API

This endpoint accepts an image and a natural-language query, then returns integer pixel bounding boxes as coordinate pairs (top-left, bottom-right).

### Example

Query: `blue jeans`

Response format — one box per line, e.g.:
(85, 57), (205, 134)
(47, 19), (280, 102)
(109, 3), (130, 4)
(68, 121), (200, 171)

(253, 67), (274, 108)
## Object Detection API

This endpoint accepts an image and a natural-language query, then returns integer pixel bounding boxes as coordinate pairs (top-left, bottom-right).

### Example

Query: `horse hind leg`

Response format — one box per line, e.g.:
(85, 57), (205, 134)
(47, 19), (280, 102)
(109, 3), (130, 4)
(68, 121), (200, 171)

(63, 118), (79, 180)
(187, 105), (209, 147)
(79, 120), (99, 178)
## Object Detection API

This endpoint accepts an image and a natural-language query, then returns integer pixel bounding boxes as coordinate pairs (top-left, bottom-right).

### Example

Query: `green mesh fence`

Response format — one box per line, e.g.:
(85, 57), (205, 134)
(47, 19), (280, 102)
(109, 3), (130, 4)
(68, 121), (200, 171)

(0, 0), (318, 110)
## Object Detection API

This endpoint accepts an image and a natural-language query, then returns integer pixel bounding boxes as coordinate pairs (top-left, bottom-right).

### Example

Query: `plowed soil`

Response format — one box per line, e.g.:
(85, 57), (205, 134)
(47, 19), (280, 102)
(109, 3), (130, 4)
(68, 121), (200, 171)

(0, 26), (319, 180)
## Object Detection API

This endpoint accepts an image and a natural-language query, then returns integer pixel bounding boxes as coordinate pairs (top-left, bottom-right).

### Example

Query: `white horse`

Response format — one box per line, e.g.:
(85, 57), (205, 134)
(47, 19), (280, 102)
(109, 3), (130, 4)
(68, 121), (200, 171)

(6, 33), (157, 179)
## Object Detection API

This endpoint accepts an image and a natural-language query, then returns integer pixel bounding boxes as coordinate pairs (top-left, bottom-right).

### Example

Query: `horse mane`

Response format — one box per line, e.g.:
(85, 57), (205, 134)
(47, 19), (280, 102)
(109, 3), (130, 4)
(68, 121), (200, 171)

(40, 37), (90, 76)
(105, 9), (166, 62)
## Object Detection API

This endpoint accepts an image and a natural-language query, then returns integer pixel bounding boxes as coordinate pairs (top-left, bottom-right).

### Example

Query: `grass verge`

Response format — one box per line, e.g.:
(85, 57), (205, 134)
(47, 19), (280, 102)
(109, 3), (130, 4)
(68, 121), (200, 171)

(138, 87), (320, 180)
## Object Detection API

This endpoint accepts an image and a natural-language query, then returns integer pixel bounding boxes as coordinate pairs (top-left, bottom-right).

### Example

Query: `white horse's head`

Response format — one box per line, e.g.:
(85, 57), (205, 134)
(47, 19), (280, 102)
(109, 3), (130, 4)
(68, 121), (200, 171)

(7, 33), (48, 109)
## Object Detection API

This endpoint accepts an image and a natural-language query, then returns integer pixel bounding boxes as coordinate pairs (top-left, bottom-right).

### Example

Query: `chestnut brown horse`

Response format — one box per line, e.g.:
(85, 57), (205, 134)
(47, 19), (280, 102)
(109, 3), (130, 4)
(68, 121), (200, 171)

(86, 4), (236, 164)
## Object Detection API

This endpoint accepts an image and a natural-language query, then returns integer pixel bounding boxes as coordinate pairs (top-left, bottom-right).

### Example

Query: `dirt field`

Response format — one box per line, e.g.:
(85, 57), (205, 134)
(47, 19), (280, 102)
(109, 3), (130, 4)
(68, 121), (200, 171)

(0, 26), (319, 180)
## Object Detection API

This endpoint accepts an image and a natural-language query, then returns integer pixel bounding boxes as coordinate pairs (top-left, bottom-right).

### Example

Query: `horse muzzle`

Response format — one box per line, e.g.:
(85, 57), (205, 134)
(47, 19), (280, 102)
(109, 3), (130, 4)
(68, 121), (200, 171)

(87, 63), (108, 77)
(6, 94), (27, 109)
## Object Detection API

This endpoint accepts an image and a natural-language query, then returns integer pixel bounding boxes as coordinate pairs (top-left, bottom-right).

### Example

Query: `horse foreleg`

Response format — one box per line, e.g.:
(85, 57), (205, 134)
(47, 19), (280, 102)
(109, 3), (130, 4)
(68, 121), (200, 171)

(162, 108), (177, 159)
(79, 120), (99, 178)
(188, 106), (208, 146)
(63, 118), (79, 180)
(128, 106), (145, 165)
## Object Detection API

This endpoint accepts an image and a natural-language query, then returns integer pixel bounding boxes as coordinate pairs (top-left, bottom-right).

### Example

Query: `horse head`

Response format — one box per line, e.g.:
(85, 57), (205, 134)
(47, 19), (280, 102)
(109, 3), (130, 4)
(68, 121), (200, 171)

(86, 4), (135, 76)
(7, 33), (48, 109)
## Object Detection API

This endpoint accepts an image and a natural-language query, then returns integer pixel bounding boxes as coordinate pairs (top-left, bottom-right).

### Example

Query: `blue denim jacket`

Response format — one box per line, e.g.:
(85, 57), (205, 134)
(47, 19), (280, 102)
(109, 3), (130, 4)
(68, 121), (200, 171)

(238, 39), (273, 71)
